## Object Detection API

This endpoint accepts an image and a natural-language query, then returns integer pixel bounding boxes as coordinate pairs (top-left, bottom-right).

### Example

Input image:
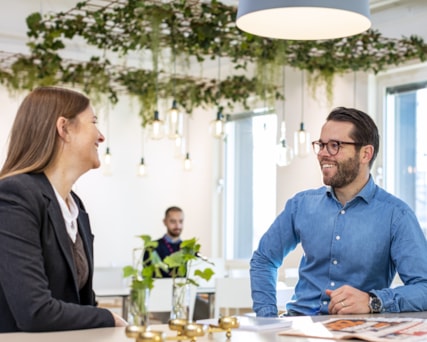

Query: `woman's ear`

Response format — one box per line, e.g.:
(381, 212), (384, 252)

(56, 116), (69, 141)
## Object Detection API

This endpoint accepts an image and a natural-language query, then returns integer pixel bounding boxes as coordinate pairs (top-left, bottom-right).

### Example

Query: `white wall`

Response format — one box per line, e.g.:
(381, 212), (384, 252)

(0, 88), (217, 266)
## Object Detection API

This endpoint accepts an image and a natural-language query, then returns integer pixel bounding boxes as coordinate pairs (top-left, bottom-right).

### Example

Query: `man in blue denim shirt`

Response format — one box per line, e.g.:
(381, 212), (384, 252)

(250, 107), (427, 316)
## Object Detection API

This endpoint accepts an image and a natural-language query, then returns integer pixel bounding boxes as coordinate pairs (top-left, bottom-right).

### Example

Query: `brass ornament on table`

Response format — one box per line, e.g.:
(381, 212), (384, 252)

(168, 319), (207, 341)
(207, 316), (240, 338)
(126, 316), (239, 342)
(125, 326), (165, 342)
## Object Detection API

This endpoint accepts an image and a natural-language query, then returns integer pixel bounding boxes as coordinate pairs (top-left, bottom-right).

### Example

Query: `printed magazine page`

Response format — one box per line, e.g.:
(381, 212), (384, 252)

(279, 317), (427, 341)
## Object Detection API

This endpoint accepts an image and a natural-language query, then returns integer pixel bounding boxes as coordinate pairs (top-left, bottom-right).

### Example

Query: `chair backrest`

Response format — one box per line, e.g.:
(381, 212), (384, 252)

(214, 277), (252, 318)
(225, 259), (250, 278)
(93, 266), (127, 291)
(276, 281), (295, 311)
(283, 267), (299, 287)
(149, 278), (175, 312)
(149, 278), (197, 317)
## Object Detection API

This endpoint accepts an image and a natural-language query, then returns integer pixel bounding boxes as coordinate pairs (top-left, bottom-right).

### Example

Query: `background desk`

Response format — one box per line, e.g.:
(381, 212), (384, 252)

(95, 284), (293, 321)
(4, 313), (427, 342)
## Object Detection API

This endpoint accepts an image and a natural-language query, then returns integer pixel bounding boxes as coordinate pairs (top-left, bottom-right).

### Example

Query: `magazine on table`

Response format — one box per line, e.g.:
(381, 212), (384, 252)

(279, 317), (427, 341)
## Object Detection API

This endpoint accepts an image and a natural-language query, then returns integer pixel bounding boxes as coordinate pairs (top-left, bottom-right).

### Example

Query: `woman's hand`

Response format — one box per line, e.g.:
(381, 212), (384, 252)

(111, 312), (128, 327)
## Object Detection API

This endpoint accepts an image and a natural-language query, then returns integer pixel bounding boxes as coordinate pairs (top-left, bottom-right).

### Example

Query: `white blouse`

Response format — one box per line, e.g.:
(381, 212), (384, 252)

(53, 187), (79, 243)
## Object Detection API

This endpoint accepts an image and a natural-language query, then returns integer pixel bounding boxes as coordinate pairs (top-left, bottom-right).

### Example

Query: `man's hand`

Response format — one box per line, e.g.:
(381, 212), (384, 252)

(326, 285), (371, 314)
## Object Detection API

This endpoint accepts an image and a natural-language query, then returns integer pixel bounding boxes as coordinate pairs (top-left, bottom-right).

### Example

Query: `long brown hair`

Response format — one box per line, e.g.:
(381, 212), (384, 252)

(0, 86), (90, 179)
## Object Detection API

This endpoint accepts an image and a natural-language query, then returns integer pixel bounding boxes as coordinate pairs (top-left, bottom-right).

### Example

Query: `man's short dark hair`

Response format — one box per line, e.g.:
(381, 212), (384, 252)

(327, 107), (380, 168)
(165, 206), (183, 217)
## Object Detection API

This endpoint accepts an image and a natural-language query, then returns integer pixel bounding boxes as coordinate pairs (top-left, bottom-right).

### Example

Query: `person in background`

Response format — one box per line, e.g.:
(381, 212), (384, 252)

(147, 206), (210, 321)
(0, 86), (127, 332)
(250, 107), (427, 317)
(143, 206), (184, 323)
(152, 206), (184, 278)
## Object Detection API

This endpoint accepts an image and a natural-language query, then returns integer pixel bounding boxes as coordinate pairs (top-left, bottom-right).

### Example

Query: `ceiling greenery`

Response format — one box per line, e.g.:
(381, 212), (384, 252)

(0, 0), (426, 124)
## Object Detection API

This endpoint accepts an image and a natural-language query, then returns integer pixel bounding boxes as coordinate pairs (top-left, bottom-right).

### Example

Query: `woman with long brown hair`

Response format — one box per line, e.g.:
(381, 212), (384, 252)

(0, 86), (127, 332)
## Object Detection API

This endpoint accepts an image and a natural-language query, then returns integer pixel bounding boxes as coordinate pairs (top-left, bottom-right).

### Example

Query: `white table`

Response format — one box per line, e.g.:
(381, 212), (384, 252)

(3, 313), (427, 341)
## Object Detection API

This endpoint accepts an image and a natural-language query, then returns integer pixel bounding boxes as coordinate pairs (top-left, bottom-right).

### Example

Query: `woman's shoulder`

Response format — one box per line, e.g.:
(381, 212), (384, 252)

(0, 173), (51, 197)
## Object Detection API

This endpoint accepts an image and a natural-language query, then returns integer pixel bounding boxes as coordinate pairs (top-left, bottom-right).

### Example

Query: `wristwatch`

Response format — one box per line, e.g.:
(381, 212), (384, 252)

(368, 292), (383, 313)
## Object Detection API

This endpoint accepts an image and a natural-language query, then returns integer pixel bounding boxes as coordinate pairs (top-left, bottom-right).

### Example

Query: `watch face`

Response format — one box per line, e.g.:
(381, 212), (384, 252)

(369, 296), (382, 313)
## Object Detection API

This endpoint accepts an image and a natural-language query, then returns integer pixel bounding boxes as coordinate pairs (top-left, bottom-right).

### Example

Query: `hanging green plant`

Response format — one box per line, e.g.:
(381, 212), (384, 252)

(0, 0), (426, 113)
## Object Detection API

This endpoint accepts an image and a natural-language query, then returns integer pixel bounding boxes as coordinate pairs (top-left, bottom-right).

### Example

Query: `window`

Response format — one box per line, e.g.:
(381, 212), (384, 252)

(384, 82), (427, 235)
(223, 111), (277, 259)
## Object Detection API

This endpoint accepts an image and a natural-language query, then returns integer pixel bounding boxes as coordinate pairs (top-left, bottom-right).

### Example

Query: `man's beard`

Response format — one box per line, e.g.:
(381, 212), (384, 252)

(168, 228), (181, 238)
(323, 155), (360, 188)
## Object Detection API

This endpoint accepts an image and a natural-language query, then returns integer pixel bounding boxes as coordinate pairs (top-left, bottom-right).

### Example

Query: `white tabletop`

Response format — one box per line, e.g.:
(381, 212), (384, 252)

(3, 313), (427, 342)
(0, 324), (301, 342)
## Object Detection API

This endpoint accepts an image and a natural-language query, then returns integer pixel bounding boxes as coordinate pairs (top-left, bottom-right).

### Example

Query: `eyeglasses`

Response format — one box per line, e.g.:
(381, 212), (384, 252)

(311, 140), (363, 156)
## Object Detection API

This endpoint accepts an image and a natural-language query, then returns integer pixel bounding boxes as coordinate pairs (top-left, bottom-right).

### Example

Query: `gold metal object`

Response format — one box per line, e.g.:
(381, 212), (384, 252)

(137, 330), (165, 342)
(208, 316), (240, 338)
(126, 325), (147, 338)
(126, 317), (239, 342)
(168, 319), (188, 335)
(167, 319), (207, 341)
(182, 322), (207, 337)
(126, 326), (165, 342)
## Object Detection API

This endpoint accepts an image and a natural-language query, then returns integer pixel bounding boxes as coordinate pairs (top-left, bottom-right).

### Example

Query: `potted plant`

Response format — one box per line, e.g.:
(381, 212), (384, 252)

(123, 235), (168, 327)
(123, 235), (214, 325)
(163, 237), (214, 321)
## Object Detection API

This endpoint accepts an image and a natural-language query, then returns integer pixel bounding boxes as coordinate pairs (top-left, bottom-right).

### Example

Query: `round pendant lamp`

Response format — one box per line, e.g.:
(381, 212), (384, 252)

(236, 0), (371, 40)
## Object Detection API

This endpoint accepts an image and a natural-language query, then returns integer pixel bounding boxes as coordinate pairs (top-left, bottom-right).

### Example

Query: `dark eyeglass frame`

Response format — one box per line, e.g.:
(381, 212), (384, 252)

(311, 140), (363, 156)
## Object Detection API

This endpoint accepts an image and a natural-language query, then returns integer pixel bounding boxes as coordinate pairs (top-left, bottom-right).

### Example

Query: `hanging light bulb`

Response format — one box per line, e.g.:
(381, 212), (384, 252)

(294, 71), (311, 158)
(102, 104), (113, 176)
(183, 152), (192, 171)
(137, 157), (147, 177)
(294, 122), (311, 158)
(102, 147), (112, 176)
(150, 110), (165, 140)
(209, 55), (226, 139)
(137, 128), (147, 176)
(174, 133), (184, 158)
(166, 100), (183, 139)
(276, 66), (294, 167)
(104, 147), (112, 165)
(209, 110), (225, 139)
(183, 113), (192, 171)
(276, 121), (294, 167)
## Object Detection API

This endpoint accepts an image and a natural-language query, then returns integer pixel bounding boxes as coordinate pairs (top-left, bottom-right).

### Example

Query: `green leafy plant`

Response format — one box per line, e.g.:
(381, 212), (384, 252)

(123, 235), (168, 290)
(1, 0), (426, 115)
(163, 237), (214, 287)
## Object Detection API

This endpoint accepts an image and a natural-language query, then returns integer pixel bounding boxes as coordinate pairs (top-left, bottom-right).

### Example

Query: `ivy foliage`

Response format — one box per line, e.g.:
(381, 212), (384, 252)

(0, 0), (426, 123)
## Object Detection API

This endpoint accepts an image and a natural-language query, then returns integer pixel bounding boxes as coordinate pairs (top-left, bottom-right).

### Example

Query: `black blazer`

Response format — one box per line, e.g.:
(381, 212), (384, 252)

(0, 173), (114, 332)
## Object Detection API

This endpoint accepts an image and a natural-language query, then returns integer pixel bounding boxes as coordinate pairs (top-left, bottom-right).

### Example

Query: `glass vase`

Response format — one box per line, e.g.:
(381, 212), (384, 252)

(129, 287), (150, 327)
(170, 281), (190, 321)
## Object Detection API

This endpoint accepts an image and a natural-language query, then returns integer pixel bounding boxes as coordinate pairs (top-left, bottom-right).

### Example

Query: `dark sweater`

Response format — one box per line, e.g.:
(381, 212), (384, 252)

(144, 236), (181, 278)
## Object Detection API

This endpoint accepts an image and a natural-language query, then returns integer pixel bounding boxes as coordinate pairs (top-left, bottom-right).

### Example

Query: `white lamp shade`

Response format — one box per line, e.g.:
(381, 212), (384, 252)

(294, 126), (311, 157)
(276, 140), (294, 167)
(184, 153), (192, 171)
(137, 158), (147, 177)
(236, 0), (371, 40)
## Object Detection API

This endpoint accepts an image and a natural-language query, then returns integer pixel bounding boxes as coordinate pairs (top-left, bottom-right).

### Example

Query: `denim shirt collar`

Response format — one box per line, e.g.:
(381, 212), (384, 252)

(325, 175), (376, 205)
